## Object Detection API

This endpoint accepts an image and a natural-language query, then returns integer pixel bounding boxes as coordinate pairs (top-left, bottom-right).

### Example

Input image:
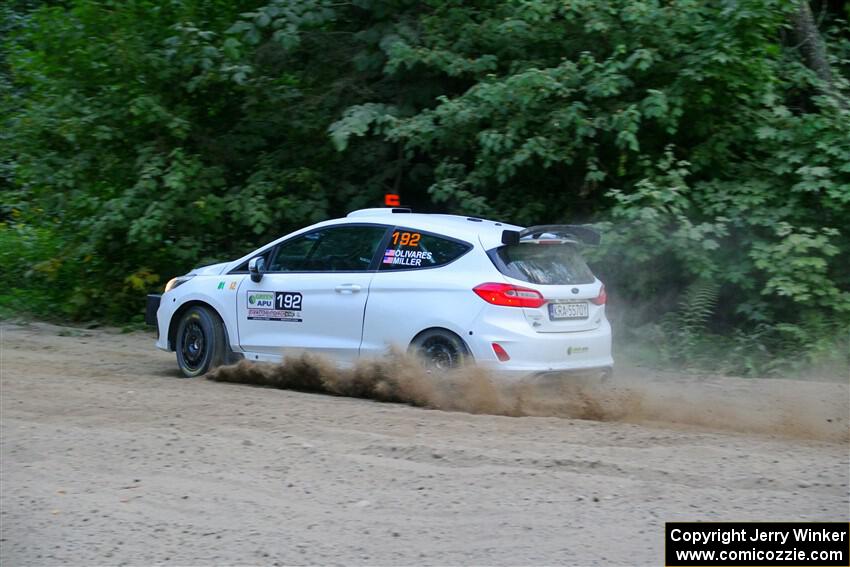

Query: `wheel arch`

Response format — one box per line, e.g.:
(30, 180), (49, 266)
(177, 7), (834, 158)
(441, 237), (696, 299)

(167, 300), (232, 353)
(409, 326), (475, 362)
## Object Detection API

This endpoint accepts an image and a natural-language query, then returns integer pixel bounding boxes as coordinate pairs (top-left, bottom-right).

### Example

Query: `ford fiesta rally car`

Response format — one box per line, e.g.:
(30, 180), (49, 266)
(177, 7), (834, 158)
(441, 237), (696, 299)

(147, 208), (613, 379)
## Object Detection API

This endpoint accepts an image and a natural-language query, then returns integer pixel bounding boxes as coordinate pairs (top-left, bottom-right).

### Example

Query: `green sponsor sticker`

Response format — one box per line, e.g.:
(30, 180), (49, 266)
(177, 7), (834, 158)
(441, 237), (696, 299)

(248, 292), (274, 306)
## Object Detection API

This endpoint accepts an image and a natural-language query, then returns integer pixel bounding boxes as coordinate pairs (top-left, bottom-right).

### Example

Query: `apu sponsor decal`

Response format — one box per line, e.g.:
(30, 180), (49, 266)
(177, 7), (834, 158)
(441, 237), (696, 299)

(247, 291), (303, 322)
(383, 248), (433, 267)
(248, 291), (274, 307)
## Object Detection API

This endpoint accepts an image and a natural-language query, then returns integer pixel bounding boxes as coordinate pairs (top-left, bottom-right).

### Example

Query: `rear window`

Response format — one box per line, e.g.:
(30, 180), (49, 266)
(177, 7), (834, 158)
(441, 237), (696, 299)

(489, 243), (595, 285)
(379, 228), (471, 270)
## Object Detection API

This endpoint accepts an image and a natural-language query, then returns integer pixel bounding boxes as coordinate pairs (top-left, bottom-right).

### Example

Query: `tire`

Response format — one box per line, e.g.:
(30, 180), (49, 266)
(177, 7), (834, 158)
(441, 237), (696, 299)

(175, 305), (227, 378)
(409, 329), (471, 371)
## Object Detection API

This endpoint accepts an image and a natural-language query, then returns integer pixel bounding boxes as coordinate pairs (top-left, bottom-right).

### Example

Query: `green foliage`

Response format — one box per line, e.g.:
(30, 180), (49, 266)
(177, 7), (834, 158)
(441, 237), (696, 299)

(1, 0), (388, 320)
(659, 279), (721, 365)
(2, 0), (849, 376)
(0, 221), (65, 318)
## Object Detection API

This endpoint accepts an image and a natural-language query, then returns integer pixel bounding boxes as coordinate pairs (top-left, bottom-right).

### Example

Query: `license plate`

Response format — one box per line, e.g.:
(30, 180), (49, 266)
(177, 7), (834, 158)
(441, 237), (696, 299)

(549, 302), (589, 320)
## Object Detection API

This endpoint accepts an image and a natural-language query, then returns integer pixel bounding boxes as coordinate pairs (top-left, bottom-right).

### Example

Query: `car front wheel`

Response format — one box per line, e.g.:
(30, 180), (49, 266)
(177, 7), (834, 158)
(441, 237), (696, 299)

(175, 305), (226, 377)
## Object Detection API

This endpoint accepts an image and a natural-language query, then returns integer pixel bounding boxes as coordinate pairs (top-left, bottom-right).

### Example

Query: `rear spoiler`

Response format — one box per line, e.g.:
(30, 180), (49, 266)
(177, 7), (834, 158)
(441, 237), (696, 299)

(501, 225), (601, 246)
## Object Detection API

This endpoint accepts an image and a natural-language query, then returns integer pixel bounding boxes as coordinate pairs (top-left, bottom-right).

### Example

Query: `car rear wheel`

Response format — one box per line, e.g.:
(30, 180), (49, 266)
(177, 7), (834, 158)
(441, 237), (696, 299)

(175, 305), (226, 377)
(410, 329), (470, 371)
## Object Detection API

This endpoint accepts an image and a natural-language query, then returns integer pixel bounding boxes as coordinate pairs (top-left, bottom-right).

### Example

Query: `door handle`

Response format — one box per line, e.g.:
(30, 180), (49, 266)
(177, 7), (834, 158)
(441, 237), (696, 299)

(334, 284), (362, 294)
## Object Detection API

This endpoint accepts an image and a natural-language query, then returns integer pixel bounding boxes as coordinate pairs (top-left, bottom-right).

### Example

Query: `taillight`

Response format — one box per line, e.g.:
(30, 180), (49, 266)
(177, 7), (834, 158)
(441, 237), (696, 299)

(591, 284), (607, 305)
(473, 283), (545, 308)
(492, 343), (510, 362)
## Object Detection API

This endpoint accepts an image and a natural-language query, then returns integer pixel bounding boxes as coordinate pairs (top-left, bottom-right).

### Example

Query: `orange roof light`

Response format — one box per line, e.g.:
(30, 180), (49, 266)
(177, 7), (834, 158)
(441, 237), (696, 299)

(384, 193), (400, 207)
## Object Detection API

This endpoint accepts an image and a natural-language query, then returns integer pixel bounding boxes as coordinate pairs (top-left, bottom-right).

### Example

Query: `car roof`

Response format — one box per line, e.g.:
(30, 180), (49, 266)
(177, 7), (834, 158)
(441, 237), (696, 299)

(338, 208), (523, 248)
(225, 209), (523, 272)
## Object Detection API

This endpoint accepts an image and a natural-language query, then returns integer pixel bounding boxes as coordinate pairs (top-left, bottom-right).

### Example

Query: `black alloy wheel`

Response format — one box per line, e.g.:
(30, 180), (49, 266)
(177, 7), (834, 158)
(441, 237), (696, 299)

(175, 305), (226, 377)
(410, 329), (471, 371)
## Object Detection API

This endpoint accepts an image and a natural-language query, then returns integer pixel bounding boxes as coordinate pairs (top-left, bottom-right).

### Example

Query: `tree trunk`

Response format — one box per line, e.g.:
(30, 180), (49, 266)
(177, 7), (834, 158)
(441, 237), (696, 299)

(790, 1), (834, 87)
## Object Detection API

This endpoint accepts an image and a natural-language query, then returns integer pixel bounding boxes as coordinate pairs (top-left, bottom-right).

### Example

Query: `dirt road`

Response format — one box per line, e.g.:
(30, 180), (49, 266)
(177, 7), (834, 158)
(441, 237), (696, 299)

(1, 321), (848, 566)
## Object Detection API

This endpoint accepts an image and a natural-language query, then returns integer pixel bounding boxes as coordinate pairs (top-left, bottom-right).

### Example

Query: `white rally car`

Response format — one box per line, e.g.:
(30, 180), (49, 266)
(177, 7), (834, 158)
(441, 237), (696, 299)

(146, 208), (613, 379)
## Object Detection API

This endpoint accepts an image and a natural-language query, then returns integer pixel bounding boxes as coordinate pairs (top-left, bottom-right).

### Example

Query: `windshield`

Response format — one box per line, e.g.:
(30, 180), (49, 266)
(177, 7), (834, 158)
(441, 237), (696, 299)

(489, 243), (595, 285)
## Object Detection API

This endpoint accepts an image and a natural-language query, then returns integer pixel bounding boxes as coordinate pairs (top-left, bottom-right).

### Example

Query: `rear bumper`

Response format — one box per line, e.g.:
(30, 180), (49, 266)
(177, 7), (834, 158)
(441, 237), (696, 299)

(145, 294), (161, 327)
(468, 313), (613, 379)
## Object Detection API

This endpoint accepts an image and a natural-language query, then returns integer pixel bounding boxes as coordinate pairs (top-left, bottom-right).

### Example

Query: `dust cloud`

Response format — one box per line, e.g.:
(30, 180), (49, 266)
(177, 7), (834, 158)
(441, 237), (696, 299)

(207, 352), (848, 443)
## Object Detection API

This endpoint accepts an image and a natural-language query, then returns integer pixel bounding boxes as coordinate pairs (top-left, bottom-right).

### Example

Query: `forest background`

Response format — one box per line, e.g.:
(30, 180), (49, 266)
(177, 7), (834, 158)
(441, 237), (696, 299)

(2, 0), (848, 375)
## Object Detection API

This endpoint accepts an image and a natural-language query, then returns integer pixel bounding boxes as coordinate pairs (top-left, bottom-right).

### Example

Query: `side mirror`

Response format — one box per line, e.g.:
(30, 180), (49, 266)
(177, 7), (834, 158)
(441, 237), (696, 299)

(248, 256), (265, 282)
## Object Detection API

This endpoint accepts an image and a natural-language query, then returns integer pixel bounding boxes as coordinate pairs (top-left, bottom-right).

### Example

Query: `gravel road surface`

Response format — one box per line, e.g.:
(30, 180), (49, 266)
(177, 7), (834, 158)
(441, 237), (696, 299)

(1, 321), (847, 565)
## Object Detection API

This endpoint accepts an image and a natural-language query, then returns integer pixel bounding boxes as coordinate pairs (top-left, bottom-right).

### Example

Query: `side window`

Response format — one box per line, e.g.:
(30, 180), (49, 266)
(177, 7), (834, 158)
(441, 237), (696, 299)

(267, 233), (319, 272)
(269, 225), (388, 272)
(379, 228), (471, 270)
